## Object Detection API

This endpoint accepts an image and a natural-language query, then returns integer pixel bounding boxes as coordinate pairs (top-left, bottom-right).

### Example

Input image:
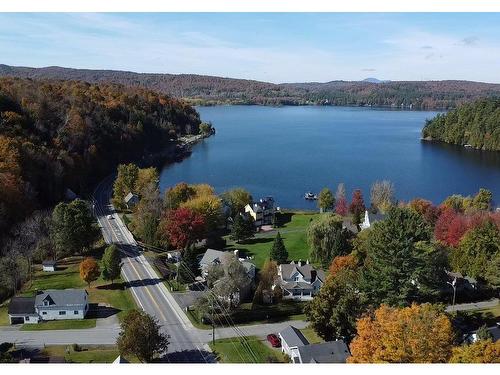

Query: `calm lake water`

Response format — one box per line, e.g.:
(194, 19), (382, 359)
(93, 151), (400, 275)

(159, 106), (500, 209)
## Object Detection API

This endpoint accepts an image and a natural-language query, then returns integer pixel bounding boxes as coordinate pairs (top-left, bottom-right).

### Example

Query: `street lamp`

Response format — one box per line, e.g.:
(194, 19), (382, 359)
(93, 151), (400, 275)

(447, 277), (457, 307)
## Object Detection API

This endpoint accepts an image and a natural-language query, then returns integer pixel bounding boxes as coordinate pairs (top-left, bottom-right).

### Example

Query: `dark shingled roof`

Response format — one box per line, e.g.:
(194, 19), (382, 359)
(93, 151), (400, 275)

(8, 297), (36, 315)
(297, 340), (350, 363)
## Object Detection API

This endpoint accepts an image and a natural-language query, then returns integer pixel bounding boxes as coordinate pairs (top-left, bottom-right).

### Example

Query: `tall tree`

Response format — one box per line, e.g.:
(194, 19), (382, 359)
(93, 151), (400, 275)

(157, 207), (205, 250)
(307, 213), (350, 268)
(472, 188), (493, 211)
(253, 259), (279, 305)
(318, 187), (335, 213)
(176, 245), (200, 284)
(348, 303), (454, 363)
(370, 180), (395, 214)
(349, 189), (366, 225)
(112, 163), (139, 209)
(335, 183), (348, 216)
(269, 231), (288, 264)
(180, 194), (223, 232)
(305, 266), (363, 343)
(164, 182), (195, 210)
(117, 310), (169, 363)
(360, 207), (436, 307)
(102, 244), (122, 284)
(408, 198), (440, 225)
(131, 182), (162, 245)
(221, 188), (253, 218)
(135, 167), (159, 197)
(79, 257), (100, 288)
(451, 219), (500, 282)
(230, 213), (255, 243)
(51, 199), (100, 258)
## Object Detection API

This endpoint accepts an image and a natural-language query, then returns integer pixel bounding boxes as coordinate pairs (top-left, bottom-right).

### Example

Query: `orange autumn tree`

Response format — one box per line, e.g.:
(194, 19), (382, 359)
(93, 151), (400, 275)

(328, 254), (358, 279)
(449, 340), (500, 363)
(348, 303), (454, 363)
(79, 257), (100, 288)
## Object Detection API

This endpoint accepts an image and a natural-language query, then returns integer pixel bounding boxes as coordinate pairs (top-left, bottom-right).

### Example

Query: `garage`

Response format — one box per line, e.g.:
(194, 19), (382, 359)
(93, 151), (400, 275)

(8, 296), (37, 325)
(9, 316), (25, 325)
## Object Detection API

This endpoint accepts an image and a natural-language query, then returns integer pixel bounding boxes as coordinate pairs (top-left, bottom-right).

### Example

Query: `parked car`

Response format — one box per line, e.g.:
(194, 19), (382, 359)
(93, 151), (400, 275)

(107, 215), (113, 219)
(267, 334), (281, 348)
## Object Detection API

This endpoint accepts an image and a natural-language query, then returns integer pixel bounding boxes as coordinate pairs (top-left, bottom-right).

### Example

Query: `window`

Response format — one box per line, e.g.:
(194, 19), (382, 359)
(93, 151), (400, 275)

(74, 311), (79, 315)
(42, 312), (47, 315)
(25, 316), (30, 321)
(59, 311), (66, 315)
(294, 276), (299, 281)
(43, 300), (49, 306)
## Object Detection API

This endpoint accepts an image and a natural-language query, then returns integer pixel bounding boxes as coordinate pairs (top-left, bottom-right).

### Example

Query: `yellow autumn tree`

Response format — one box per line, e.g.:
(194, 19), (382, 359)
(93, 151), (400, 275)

(449, 340), (500, 363)
(79, 257), (100, 288)
(348, 303), (454, 363)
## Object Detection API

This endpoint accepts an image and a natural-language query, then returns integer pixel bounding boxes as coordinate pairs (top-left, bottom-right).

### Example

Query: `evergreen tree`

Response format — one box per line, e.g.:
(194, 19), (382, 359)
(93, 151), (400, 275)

(102, 244), (122, 284)
(177, 245), (199, 284)
(230, 214), (255, 243)
(270, 232), (288, 264)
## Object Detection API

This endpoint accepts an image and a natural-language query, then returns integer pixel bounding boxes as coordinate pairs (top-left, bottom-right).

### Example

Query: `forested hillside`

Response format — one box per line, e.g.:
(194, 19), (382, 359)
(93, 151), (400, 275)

(2, 64), (500, 109)
(422, 98), (500, 151)
(0, 77), (201, 237)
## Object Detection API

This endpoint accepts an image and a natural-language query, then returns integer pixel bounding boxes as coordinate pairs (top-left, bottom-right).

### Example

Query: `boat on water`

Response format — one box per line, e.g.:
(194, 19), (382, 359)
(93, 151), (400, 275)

(304, 192), (318, 200)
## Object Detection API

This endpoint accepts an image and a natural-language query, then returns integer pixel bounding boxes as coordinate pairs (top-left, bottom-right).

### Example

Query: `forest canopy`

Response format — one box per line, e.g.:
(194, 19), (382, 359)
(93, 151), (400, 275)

(0, 77), (201, 238)
(422, 98), (500, 151)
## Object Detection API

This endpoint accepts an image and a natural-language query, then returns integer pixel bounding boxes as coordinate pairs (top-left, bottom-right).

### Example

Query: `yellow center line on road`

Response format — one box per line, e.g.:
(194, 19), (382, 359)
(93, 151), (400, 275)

(96, 195), (168, 322)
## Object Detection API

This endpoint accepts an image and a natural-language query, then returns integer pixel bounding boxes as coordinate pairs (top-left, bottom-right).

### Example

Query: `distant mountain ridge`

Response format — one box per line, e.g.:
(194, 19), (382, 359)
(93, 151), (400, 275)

(1, 64), (500, 109)
(362, 77), (391, 84)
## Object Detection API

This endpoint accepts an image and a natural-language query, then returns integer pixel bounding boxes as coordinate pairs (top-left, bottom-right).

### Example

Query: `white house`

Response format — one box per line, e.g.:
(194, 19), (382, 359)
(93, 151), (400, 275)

(124, 192), (139, 209)
(8, 289), (89, 325)
(278, 325), (350, 363)
(360, 210), (385, 230)
(277, 261), (326, 301)
(278, 325), (309, 362)
(244, 197), (275, 227)
(42, 260), (57, 272)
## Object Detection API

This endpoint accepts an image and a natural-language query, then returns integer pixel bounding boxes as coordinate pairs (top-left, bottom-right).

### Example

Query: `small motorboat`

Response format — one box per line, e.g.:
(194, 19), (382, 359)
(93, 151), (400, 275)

(304, 192), (318, 200)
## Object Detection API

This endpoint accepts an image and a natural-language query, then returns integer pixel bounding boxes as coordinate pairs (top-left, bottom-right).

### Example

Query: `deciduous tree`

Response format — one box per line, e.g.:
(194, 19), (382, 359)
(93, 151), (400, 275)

(348, 303), (454, 363)
(79, 257), (100, 288)
(102, 245), (122, 284)
(117, 310), (169, 363)
(318, 187), (335, 212)
(164, 182), (195, 210)
(370, 180), (395, 214)
(221, 188), (252, 218)
(157, 207), (205, 250)
(112, 163), (139, 209)
(335, 183), (348, 216)
(449, 340), (500, 363)
(329, 254), (358, 279)
(349, 189), (366, 225)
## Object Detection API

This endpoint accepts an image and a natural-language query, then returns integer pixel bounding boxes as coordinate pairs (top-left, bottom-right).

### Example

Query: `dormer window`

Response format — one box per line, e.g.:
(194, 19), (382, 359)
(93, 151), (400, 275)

(294, 276), (299, 282)
(44, 300), (49, 306)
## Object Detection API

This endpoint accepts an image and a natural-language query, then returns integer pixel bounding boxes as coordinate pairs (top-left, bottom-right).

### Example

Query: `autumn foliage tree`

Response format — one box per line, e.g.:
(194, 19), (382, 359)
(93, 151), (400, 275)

(79, 257), (100, 288)
(157, 207), (205, 250)
(408, 198), (440, 225)
(329, 254), (358, 279)
(449, 340), (500, 363)
(349, 189), (366, 225)
(335, 183), (348, 216)
(348, 303), (454, 363)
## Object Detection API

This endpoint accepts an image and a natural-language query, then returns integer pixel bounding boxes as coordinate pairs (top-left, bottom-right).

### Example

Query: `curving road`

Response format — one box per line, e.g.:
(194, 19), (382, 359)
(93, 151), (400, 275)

(92, 175), (215, 363)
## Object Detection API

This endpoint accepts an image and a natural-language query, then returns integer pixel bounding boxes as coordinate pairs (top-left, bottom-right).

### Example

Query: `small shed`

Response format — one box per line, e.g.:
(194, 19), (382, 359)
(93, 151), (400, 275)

(42, 260), (57, 272)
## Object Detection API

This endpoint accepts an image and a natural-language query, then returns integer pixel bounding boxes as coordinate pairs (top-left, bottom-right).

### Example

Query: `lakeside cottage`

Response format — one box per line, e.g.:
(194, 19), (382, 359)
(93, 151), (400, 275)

(278, 325), (350, 363)
(245, 197), (276, 228)
(124, 192), (139, 209)
(8, 289), (89, 325)
(276, 261), (326, 301)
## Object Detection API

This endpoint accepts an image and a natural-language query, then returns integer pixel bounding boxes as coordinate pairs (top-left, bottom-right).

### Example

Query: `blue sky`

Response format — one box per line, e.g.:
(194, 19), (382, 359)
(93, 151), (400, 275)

(0, 13), (499, 83)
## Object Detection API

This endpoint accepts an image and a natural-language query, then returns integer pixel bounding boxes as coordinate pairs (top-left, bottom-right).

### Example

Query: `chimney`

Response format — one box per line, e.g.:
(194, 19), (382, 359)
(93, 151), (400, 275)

(234, 249), (239, 259)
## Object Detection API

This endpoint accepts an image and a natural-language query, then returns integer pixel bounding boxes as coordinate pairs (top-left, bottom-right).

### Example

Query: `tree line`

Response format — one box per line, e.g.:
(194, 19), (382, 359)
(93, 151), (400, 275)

(422, 98), (500, 151)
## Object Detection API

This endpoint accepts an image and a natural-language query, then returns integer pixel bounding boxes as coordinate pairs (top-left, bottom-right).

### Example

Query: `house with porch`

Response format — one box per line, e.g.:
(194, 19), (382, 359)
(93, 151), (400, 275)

(277, 261), (326, 301)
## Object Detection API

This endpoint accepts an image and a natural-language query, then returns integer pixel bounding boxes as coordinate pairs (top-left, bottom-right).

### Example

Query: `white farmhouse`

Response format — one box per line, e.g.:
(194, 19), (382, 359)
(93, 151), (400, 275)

(277, 261), (325, 301)
(8, 289), (89, 325)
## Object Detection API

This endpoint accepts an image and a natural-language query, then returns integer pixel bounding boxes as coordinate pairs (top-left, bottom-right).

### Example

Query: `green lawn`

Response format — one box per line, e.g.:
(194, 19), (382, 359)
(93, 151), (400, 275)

(224, 211), (320, 269)
(42, 345), (124, 363)
(0, 305), (9, 326)
(209, 336), (287, 363)
(21, 319), (96, 331)
(19, 255), (136, 324)
(300, 326), (324, 344)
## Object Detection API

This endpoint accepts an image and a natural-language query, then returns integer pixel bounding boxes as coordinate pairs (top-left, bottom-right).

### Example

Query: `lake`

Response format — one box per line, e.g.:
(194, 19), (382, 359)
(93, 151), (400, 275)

(159, 105), (500, 209)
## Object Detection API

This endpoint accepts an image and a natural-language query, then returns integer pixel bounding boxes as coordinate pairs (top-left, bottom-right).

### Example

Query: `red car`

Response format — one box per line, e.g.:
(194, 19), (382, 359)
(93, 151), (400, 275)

(267, 334), (281, 348)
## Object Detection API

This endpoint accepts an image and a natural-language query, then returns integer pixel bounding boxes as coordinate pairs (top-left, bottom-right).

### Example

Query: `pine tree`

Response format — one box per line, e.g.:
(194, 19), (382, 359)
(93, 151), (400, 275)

(177, 245), (199, 284)
(270, 232), (288, 264)
(230, 214), (255, 243)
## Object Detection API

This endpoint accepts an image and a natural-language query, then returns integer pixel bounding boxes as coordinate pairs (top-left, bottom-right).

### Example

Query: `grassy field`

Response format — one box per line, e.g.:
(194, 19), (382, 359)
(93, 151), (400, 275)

(224, 211), (320, 269)
(13, 255), (136, 328)
(209, 336), (287, 363)
(0, 305), (9, 326)
(300, 326), (324, 344)
(42, 345), (124, 363)
(21, 319), (96, 331)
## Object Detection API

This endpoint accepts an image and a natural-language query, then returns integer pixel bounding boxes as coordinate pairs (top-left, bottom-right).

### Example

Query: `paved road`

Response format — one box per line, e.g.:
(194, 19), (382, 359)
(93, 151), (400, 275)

(445, 298), (499, 313)
(92, 175), (214, 363)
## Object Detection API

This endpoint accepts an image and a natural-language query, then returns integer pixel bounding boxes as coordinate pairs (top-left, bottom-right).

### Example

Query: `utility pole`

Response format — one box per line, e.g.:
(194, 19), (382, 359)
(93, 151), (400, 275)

(447, 278), (457, 307)
(211, 297), (215, 345)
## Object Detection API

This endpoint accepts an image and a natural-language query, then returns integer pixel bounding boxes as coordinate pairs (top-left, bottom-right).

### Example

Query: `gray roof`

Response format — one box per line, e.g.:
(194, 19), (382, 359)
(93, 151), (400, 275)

(124, 192), (138, 203)
(297, 341), (350, 363)
(199, 249), (229, 266)
(8, 297), (36, 315)
(35, 289), (88, 309)
(280, 262), (326, 283)
(283, 281), (314, 290)
(279, 325), (309, 348)
(42, 260), (57, 266)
